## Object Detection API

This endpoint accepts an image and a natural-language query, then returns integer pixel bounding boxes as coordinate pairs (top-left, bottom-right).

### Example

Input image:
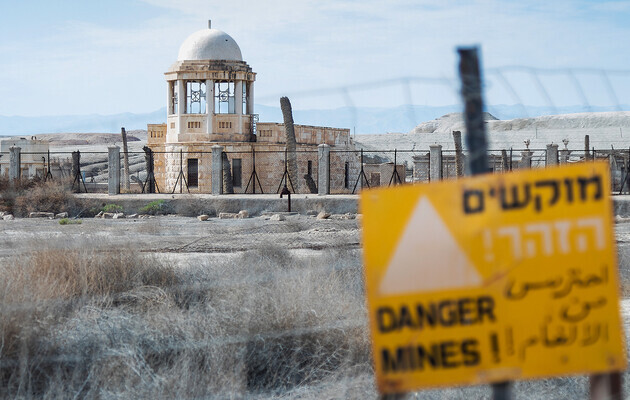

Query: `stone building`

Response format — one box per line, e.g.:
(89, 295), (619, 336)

(148, 22), (358, 194)
(0, 137), (49, 179)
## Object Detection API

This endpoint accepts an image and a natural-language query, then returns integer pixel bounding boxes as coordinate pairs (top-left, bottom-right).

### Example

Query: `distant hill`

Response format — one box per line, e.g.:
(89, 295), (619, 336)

(1, 104), (629, 136)
(409, 111), (630, 134)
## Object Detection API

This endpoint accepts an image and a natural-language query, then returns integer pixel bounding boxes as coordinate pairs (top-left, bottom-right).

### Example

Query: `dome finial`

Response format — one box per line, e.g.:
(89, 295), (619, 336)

(208, 20), (211, 29)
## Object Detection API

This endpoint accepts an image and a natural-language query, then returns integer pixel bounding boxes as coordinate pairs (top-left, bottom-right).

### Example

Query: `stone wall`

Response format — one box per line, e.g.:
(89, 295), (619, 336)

(256, 123), (351, 147)
(150, 142), (359, 194)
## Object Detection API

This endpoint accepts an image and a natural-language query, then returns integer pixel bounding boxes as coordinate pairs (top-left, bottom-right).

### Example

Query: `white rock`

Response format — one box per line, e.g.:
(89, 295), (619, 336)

(29, 212), (55, 219)
(127, 214), (138, 219)
(316, 211), (331, 220)
(94, 211), (104, 218)
(270, 214), (286, 221)
(55, 212), (69, 219)
(0, 211), (6, 218)
(197, 214), (209, 221)
(3, 214), (14, 221)
(219, 212), (238, 219)
(102, 213), (115, 219)
(238, 210), (249, 219)
(112, 213), (125, 219)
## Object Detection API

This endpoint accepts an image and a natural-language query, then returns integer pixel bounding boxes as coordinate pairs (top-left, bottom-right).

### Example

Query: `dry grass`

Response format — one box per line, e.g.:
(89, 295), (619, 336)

(1, 234), (629, 398)
(0, 177), (76, 217)
(0, 243), (371, 398)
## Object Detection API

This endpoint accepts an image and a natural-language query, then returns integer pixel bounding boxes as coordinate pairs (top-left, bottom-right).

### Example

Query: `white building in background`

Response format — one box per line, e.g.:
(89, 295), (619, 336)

(0, 137), (49, 179)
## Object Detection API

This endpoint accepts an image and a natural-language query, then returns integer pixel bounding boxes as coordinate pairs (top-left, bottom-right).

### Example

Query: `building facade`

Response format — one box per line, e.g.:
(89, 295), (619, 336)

(0, 137), (50, 179)
(148, 22), (358, 194)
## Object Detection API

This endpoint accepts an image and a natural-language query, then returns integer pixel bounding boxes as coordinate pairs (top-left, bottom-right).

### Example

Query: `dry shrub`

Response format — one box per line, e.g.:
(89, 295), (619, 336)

(13, 178), (75, 217)
(0, 177), (76, 216)
(2, 248), (178, 303)
(0, 247), (179, 397)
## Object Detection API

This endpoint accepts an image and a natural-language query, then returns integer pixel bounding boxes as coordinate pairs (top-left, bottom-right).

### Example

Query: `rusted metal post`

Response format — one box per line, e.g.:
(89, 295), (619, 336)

(459, 47), (488, 176)
(459, 46), (511, 400)
(453, 130), (464, 177)
(121, 127), (130, 191)
(280, 185), (291, 212)
(590, 372), (622, 400)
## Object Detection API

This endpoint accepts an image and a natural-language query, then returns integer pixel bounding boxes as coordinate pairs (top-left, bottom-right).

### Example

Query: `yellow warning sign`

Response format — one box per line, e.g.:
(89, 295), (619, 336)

(361, 162), (626, 393)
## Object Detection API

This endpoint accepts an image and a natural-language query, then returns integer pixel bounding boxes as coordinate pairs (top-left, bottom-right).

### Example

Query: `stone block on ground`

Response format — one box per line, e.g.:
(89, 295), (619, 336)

(270, 214), (286, 221)
(316, 211), (331, 220)
(197, 214), (209, 221)
(3, 214), (14, 221)
(29, 212), (55, 219)
(127, 214), (138, 219)
(55, 212), (69, 219)
(112, 213), (125, 219)
(102, 212), (115, 219)
(238, 210), (249, 219)
(331, 213), (356, 220)
(219, 212), (238, 219)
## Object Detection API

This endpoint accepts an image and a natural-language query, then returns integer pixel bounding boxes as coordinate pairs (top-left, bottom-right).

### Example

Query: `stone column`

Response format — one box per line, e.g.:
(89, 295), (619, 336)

(429, 145), (443, 181)
(318, 144), (330, 195)
(546, 144), (559, 166)
(246, 81), (255, 115)
(167, 81), (172, 115)
(235, 80), (243, 134)
(560, 149), (570, 164)
(177, 79), (185, 137)
(206, 79), (213, 135)
(108, 146), (120, 195)
(519, 151), (533, 169)
(211, 145), (223, 195)
(9, 146), (21, 182)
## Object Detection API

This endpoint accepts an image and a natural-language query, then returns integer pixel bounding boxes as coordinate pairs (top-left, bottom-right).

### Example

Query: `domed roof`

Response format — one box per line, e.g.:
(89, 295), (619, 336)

(177, 26), (242, 62)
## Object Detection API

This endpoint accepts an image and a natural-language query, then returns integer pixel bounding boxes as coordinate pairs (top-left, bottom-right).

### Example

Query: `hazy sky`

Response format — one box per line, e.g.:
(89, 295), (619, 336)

(1, 0), (629, 116)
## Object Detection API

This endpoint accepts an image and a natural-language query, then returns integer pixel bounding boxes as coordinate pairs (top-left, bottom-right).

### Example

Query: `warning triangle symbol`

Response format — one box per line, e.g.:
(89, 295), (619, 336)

(379, 196), (481, 295)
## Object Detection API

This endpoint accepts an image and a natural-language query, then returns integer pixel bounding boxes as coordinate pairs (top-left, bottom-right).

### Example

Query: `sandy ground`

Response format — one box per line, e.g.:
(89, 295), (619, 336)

(0, 214), (360, 259)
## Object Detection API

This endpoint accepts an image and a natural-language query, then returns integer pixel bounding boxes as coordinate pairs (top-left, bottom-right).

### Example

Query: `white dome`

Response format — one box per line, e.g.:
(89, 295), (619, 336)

(177, 28), (242, 61)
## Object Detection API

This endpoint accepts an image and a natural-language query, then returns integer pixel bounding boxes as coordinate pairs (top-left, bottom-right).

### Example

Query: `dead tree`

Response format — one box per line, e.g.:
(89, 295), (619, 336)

(453, 130), (464, 177)
(121, 127), (130, 191)
(222, 152), (234, 194)
(143, 146), (155, 193)
(304, 174), (317, 193)
(501, 149), (509, 172)
(585, 135), (590, 161)
(280, 97), (299, 192)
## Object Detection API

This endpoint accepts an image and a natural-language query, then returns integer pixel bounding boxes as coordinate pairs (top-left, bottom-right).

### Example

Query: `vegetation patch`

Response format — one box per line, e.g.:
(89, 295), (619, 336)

(101, 203), (123, 213)
(58, 218), (82, 225)
(0, 177), (75, 217)
(140, 199), (167, 215)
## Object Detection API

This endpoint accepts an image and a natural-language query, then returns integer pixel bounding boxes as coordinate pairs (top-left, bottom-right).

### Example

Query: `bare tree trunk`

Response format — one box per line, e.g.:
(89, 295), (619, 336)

(121, 127), (130, 190)
(280, 97), (299, 192)
(501, 149), (509, 172)
(304, 174), (317, 193)
(453, 130), (464, 177)
(222, 152), (234, 194)
(143, 146), (155, 193)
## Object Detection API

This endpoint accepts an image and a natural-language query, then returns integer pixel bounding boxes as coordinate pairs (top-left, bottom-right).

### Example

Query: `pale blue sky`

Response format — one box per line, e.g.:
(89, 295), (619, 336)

(0, 0), (629, 116)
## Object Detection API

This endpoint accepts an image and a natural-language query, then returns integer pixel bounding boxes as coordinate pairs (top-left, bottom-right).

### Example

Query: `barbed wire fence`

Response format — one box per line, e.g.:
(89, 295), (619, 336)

(1, 66), (630, 399)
